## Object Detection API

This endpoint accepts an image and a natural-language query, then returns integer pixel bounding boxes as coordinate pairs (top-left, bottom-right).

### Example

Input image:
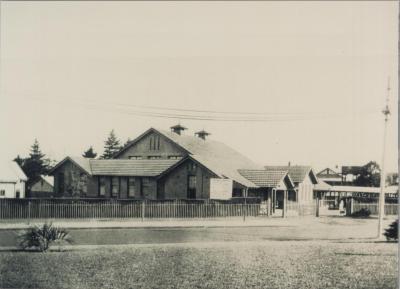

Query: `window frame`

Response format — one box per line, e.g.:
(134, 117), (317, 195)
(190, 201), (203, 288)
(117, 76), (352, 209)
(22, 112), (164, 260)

(98, 176), (107, 197)
(127, 177), (136, 198)
(110, 176), (120, 198)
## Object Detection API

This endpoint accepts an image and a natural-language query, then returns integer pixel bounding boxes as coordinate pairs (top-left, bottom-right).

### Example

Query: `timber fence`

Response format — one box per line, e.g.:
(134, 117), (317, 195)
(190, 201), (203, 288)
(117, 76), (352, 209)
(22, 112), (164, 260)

(351, 202), (398, 215)
(0, 198), (262, 220)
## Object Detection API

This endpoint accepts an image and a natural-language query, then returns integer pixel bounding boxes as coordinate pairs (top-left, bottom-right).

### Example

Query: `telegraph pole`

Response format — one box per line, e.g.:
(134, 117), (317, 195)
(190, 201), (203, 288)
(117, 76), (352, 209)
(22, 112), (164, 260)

(377, 79), (391, 239)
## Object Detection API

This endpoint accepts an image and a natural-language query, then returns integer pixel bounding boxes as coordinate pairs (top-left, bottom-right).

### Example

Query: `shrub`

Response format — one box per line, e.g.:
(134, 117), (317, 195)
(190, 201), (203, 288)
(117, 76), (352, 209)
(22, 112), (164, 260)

(383, 219), (398, 241)
(351, 208), (371, 218)
(18, 223), (72, 252)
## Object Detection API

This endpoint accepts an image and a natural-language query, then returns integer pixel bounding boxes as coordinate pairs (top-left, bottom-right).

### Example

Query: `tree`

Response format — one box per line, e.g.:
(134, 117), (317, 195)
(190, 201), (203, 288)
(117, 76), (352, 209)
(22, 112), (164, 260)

(124, 138), (132, 147)
(101, 130), (121, 159)
(82, 146), (97, 158)
(14, 140), (54, 195)
(354, 161), (381, 187)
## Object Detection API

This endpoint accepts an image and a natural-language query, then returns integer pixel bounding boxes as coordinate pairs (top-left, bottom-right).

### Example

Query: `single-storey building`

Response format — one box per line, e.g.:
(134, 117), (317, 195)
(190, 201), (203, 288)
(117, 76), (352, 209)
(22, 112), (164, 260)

(0, 161), (27, 198)
(264, 165), (318, 203)
(48, 126), (303, 211)
(30, 175), (54, 198)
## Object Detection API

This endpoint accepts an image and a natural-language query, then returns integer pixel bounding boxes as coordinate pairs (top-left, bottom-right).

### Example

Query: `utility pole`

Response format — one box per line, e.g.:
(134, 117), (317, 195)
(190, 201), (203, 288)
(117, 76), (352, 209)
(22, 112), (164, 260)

(377, 78), (391, 239)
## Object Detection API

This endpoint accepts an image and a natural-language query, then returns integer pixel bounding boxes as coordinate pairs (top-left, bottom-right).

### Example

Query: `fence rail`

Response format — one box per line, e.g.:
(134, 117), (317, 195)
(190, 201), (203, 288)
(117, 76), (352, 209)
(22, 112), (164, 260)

(0, 199), (261, 219)
(352, 202), (398, 215)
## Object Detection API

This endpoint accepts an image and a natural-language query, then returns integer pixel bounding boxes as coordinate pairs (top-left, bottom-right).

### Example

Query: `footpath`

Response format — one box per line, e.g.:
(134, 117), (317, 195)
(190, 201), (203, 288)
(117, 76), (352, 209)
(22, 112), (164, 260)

(0, 216), (314, 230)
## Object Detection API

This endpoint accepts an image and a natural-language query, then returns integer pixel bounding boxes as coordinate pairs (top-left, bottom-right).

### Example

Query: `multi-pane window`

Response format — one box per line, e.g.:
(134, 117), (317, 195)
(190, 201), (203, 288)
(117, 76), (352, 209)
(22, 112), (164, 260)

(129, 156), (143, 160)
(188, 176), (197, 189)
(99, 177), (107, 196)
(148, 156), (162, 160)
(128, 177), (136, 198)
(0, 190), (5, 196)
(111, 177), (119, 197)
(142, 178), (151, 197)
(168, 155), (182, 160)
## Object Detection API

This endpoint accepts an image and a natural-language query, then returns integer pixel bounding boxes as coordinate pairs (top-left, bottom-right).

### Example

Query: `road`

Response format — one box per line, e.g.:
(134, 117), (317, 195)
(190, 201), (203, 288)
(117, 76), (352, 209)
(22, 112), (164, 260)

(0, 216), (395, 247)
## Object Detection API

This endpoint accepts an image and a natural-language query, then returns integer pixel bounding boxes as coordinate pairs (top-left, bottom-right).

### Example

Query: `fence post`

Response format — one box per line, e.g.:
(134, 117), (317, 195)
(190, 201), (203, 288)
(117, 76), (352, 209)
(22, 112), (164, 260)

(282, 190), (287, 218)
(141, 200), (145, 222)
(28, 200), (31, 224)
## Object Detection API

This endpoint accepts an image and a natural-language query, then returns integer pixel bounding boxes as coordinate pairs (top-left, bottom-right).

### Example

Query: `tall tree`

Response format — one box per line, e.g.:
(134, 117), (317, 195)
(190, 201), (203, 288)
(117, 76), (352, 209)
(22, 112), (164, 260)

(82, 146), (97, 158)
(354, 161), (381, 187)
(20, 139), (51, 186)
(101, 130), (121, 159)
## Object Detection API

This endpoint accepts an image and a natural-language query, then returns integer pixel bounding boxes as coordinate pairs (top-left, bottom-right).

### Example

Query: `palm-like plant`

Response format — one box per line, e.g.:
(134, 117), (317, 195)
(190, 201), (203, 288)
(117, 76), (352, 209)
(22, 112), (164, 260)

(19, 223), (72, 252)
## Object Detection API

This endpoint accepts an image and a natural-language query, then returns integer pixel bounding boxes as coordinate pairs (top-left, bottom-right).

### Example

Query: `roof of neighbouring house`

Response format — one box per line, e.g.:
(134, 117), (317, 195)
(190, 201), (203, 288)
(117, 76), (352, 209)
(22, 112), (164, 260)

(314, 180), (332, 191)
(237, 169), (293, 188)
(264, 165), (318, 184)
(317, 168), (342, 178)
(0, 161), (27, 183)
(41, 175), (54, 187)
(49, 157), (181, 177)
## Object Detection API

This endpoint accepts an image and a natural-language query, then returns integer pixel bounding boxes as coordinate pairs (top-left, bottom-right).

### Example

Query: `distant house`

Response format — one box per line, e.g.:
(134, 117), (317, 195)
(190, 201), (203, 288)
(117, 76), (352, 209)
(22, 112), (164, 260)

(49, 126), (298, 211)
(264, 165), (319, 203)
(316, 168), (343, 185)
(0, 161), (27, 198)
(30, 175), (54, 198)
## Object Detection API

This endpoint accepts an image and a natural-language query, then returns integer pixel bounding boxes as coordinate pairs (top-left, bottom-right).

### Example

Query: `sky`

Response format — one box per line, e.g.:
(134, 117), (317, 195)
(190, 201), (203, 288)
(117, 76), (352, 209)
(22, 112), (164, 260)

(0, 1), (398, 173)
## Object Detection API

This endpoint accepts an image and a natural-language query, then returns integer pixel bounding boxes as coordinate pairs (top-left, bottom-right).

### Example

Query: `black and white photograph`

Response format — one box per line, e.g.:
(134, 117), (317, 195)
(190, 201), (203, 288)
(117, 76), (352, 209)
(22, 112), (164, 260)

(0, 1), (398, 288)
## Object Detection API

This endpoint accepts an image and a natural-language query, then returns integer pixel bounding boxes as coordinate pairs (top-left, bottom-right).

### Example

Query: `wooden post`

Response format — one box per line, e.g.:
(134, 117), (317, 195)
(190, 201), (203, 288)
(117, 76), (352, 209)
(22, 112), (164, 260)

(28, 200), (31, 224)
(316, 196), (320, 217)
(282, 190), (286, 218)
(141, 200), (145, 222)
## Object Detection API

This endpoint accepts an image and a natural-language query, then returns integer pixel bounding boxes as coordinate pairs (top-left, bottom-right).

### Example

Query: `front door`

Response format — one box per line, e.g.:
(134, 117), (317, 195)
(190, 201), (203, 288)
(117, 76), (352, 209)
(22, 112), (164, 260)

(187, 175), (196, 199)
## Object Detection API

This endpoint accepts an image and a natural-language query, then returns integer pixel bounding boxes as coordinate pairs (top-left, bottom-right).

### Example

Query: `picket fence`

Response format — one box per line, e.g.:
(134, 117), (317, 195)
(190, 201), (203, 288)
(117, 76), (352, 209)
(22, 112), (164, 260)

(0, 199), (262, 219)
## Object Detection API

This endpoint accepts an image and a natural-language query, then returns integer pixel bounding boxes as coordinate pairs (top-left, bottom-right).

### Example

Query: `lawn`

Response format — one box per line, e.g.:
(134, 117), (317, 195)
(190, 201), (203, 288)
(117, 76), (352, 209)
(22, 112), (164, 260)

(0, 240), (397, 289)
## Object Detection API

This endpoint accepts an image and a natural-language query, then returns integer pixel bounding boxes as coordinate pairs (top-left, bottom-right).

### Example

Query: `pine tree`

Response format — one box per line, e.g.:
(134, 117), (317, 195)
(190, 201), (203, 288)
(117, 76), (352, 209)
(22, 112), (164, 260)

(22, 139), (50, 187)
(101, 130), (121, 159)
(82, 146), (97, 158)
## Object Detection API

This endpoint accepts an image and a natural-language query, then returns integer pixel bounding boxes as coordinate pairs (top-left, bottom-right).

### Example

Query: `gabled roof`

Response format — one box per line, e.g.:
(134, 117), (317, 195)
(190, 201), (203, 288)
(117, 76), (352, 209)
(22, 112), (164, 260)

(115, 128), (263, 187)
(49, 156), (180, 177)
(264, 165), (318, 184)
(238, 169), (293, 189)
(48, 156), (92, 175)
(0, 161), (27, 183)
(317, 167), (341, 178)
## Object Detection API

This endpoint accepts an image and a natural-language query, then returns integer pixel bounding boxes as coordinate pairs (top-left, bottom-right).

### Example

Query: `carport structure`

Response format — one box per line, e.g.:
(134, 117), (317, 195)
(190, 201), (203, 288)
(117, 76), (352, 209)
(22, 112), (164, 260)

(238, 169), (295, 217)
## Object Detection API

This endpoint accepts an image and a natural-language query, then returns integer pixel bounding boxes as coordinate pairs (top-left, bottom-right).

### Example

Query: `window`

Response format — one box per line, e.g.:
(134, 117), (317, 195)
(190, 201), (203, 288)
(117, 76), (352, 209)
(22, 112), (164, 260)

(128, 177), (136, 197)
(111, 177), (119, 197)
(129, 156), (143, 160)
(58, 173), (65, 193)
(99, 177), (107, 196)
(188, 176), (197, 189)
(142, 178), (151, 197)
(148, 155), (162, 160)
(168, 155), (182, 160)
(0, 190), (5, 196)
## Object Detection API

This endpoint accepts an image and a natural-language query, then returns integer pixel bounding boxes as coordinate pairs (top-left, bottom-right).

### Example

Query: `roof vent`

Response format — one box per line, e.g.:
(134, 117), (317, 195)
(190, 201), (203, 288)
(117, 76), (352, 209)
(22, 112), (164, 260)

(195, 130), (211, 140)
(170, 124), (187, 135)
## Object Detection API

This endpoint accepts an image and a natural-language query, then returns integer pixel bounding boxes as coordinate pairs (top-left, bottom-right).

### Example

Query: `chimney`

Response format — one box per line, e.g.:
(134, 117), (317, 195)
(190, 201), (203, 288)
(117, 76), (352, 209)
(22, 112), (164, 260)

(170, 124), (187, 135)
(195, 130), (211, 140)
